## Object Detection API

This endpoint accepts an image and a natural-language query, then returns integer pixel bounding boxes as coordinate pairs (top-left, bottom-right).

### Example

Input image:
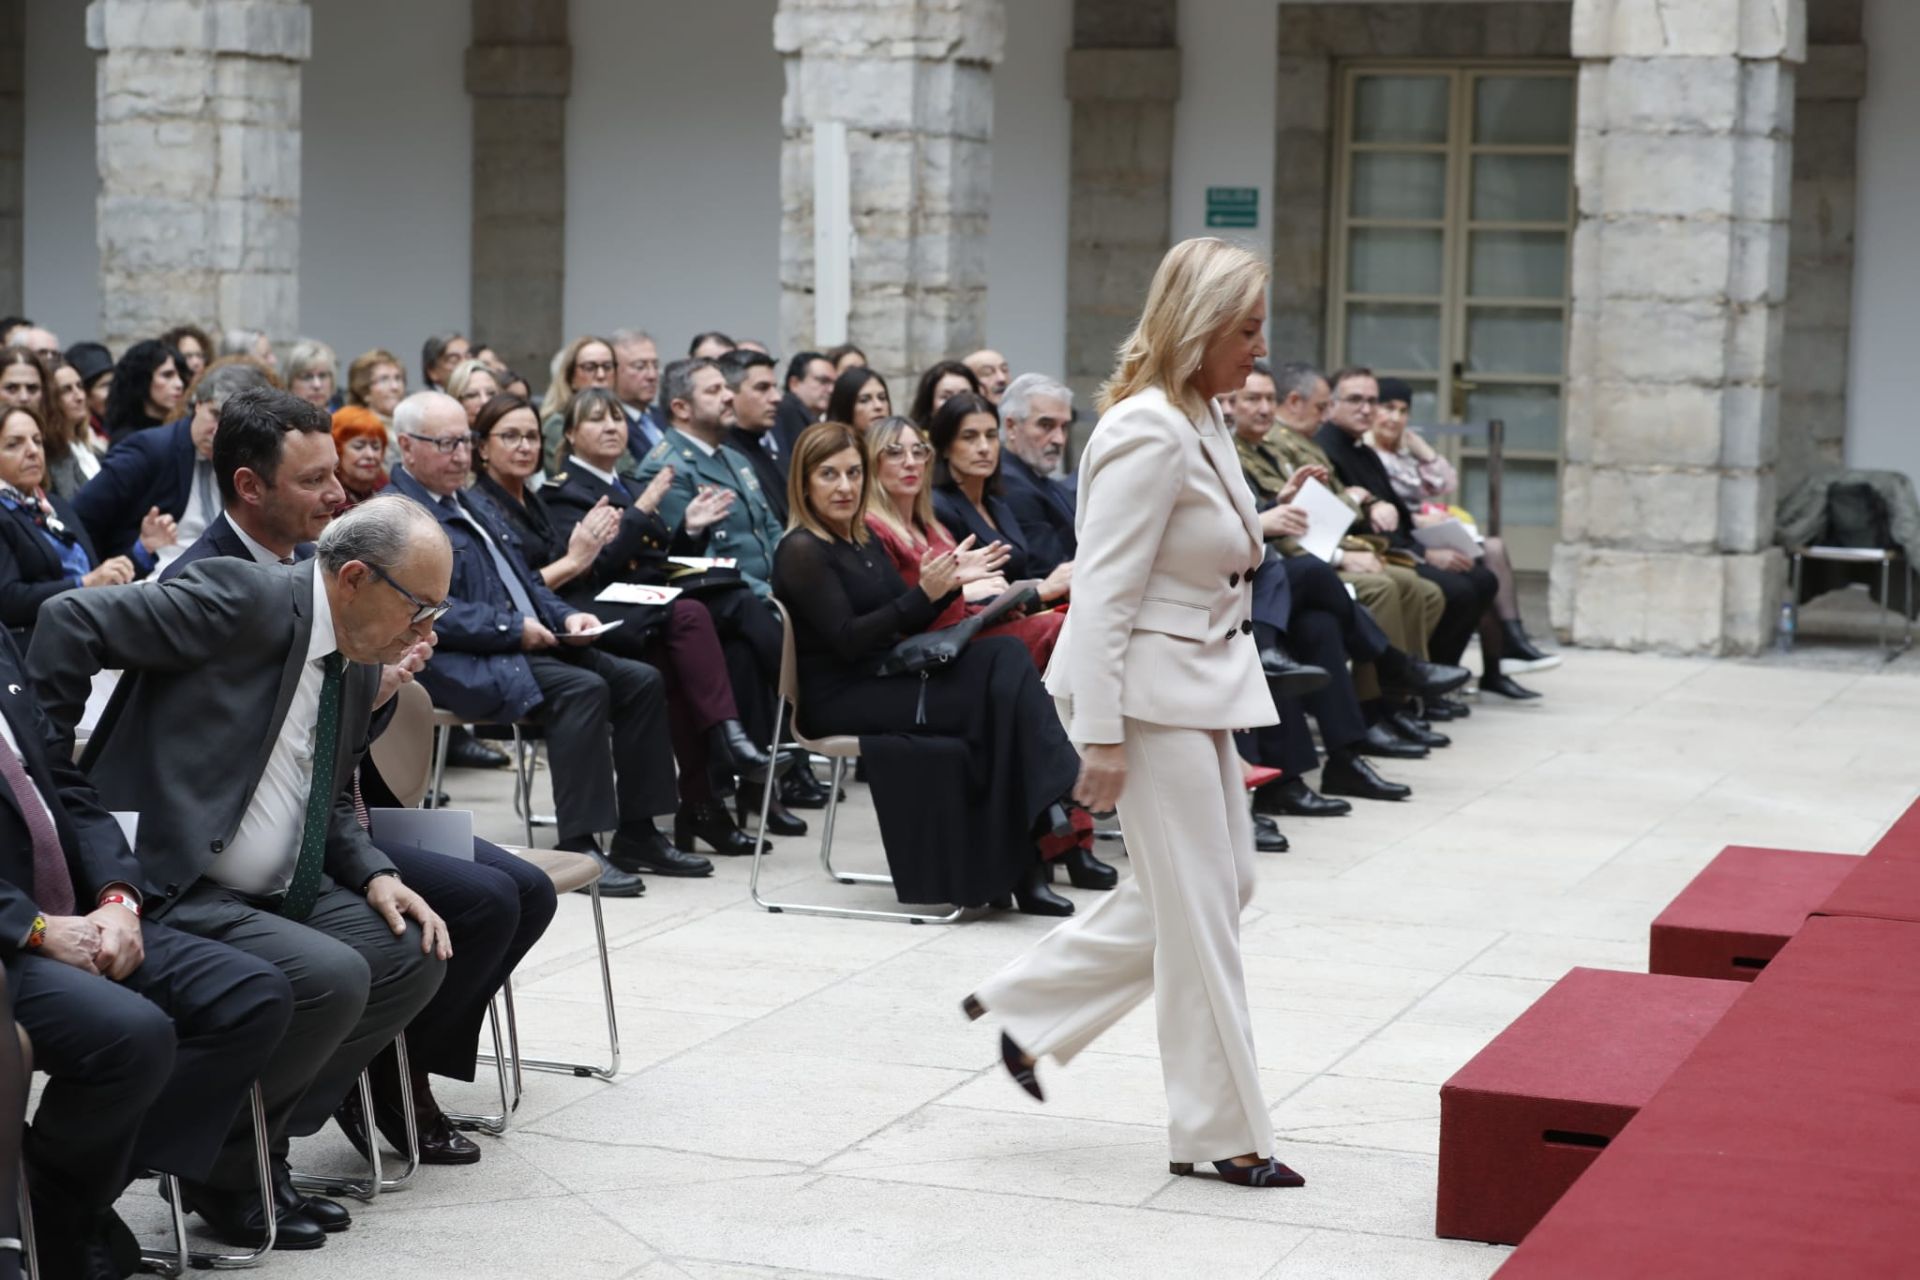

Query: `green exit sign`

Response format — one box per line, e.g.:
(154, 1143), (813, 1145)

(1206, 186), (1259, 229)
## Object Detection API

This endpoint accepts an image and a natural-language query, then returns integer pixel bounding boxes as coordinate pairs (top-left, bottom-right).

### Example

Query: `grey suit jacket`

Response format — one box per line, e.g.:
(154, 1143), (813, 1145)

(25, 557), (392, 919)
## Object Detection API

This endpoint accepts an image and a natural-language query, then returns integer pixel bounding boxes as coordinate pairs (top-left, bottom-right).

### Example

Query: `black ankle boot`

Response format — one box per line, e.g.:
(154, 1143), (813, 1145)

(1013, 862), (1075, 916)
(1059, 846), (1117, 890)
(711, 720), (798, 787)
(674, 800), (758, 855)
(736, 790), (807, 837)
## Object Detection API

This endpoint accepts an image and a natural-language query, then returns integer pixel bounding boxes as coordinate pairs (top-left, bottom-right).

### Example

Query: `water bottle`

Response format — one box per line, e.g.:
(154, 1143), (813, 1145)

(1776, 600), (1795, 654)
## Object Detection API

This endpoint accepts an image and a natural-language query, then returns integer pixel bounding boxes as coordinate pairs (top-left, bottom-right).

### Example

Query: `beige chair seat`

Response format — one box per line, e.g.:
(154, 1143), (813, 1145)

(508, 845), (602, 896)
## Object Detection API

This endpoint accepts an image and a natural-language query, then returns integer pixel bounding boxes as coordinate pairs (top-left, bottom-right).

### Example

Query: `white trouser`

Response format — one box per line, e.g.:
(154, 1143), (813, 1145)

(974, 718), (1273, 1164)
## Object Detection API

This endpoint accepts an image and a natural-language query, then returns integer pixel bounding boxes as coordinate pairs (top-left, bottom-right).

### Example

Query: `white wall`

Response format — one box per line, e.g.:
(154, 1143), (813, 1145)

(984, 0), (1072, 381)
(21, 0), (100, 347)
(1170, 0), (1279, 262)
(564, 0), (782, 354)
(1844, 0), (1920, 482)
(300, 0), (471, 371)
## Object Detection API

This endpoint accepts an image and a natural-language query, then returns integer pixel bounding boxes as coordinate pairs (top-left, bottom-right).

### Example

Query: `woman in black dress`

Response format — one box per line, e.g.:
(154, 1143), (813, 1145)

(468, 391), (785, 854)
(771, 422), (1082, 915)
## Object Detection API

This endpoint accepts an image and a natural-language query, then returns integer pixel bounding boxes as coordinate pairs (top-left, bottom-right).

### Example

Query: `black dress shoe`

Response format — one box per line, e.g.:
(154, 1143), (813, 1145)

(272, 1161), (352, 1232)
(609, 826), (713, 877)
(445, 726), (511, 770)
(398, 1112), (482, 1166)
(738, 793), (808, 837)
(1253, 624), (1331, 699)
(1387, 709), (1450, 749)
(1320, 753), (1412, 802)
(571, 848), (645, 897)
(176, 1179), (327, 1251)
(779, 764), (843, 809)
(1425, 695), (1470, 720)
(1393, 659), (1472, 699)
(1480, 672), (1543, 700)
(1058, 846), (1117, 889)
(1356, 722), (1428, 759)
(1252, 812), (1290, 853)
(1258, 776), (1351, 818)
(1012, 863), (1075, 916)
(675, 799), (758, 855)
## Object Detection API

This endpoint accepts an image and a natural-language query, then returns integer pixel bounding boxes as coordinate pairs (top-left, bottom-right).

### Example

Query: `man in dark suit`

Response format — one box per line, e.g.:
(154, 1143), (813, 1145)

(70, 360), (272, 570)
(0, 631), (292, 1279)
(167, 389), (555, 1167)
(611, 328), (666, 469)
(1314, 367), (1505, 686)
(995, 373), (1079, 578)
(385, 392), (708, 883)
(772, 350), (833, 460)
(719, 349), (789, 523)
(27, 497), (454, 1252)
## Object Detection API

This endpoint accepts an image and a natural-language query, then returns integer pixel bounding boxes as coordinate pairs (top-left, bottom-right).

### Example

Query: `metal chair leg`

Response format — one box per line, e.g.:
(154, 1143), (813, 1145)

(489, 884), (621, 1079)
(292, 1038), (420, 1200)
(141, 1083), (276, 1272)
(15, 1163), (36, 1280)
(747, 704), (963, 926)
(446, 995), (516, 1135)
(427, 723), (452, 810)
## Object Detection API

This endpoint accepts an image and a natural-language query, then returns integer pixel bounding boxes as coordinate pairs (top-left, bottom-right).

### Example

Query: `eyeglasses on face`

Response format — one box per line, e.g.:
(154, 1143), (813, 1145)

(880, 443), (932, 461)
(366, 562), (452, 624)
(575, 360), (615, 377)
(488, 430), (542, 448)
(403, 431), (472, 455)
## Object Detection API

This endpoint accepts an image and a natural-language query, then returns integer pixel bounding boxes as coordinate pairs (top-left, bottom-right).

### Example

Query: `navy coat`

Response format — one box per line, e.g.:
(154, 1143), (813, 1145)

(72, 415), (196, 563)
(0, 492), (100, 634)
(932, 483), (1037, 582)
(996, 451), (1077, 578)
(387, 467), (574, 723)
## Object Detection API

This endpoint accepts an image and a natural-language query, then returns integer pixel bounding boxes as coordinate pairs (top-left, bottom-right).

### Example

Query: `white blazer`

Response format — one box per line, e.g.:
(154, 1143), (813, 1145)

(1045, 386), (1278, 744)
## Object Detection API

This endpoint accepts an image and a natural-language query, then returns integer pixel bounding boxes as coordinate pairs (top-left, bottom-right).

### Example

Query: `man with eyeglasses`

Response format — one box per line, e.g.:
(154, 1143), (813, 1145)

(27, 494), (456, 1252)
(164, 387), (559, 1173)
(612, 329), (666, 465)
(388, 391), (709, 885)
(1314, 367), (1506, 701)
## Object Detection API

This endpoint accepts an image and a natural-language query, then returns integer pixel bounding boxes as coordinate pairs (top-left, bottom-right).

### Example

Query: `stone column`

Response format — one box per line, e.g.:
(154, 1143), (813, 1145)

(1063, 0), (1178, 420)
(775, 0), (1004, 389)
(88, 0), (309, 352)
(0, 0), (23, 318)
(467, 0), (568, 380)
(1550, 0), (1805, 655)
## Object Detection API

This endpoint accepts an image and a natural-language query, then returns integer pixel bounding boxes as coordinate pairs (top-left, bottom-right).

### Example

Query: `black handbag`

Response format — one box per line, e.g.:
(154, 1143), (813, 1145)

(877, 583), (1038, 678)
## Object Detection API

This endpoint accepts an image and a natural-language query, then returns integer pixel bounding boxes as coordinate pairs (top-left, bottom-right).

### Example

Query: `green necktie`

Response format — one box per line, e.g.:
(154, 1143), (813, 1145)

(280, 652), (344, 922)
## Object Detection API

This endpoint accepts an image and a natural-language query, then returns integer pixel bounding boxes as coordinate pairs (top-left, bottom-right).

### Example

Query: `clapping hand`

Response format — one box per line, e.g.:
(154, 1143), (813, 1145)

(638, 466), (675, 516)
(918, 543), (962, 600)
(684, 484), (735, 533)
(952, 535), (1010, 586)
(566, 497), (618, 564)
(81, 555), (137, 588)
(139, 506), (177, 553)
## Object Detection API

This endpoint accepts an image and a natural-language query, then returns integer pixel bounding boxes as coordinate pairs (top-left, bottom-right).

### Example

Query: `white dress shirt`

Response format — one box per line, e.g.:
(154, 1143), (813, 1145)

(569, 457), (622, 488)
(228, 517), (289, 566)
(206, 567), (339, 895)
(157, 460), (221, 570)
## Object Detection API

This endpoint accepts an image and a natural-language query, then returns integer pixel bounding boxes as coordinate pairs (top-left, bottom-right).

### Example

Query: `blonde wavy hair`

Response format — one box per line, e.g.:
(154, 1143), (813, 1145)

(1098, 237), (1270, 418)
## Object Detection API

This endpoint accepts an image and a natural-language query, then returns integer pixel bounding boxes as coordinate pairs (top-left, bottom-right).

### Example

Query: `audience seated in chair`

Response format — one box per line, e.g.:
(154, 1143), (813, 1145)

(928, 393), (1075, 599)
(993, 373), (1080, 580)
(25, 497), (453, 1255)
(0, 404), (141, 639)
(385, 390), (709, 890)
(163, 386), (558, 1170)
(771, 422), (1086, 916)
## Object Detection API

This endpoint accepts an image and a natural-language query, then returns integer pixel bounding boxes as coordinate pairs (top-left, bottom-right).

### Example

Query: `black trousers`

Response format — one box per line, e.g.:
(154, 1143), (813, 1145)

(11, 921), (293, 1217)
(1241, 550), (1368, 773)
(526, 648), (680, 842)
(700, 586), (782, 749)
(1415, 560), (1499, 666)
(368, 839), (557, 1082)
(1280, 553), (1392, 663)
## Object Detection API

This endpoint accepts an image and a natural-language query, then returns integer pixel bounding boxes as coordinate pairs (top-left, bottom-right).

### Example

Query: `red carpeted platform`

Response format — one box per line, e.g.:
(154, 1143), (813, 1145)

(1867, 794), (1920, 861)
(1496, 916), (1920, 1279)
(1436, 967), (1744, 1246)
(1815, 850), (1920, 925)
(1648, 845), (1857, 981)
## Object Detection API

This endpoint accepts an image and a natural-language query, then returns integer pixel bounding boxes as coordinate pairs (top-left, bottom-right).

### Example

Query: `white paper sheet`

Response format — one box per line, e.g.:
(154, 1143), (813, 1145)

(1413, 518), (1484, 561)
(667, 556), (737, 571)
(1291, 478), (1357, 564)
(594, 583), (683, 605)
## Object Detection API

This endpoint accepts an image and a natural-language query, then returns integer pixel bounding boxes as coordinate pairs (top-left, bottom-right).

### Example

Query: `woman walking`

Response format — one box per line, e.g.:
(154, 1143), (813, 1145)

(964, 237), (1303, 1188)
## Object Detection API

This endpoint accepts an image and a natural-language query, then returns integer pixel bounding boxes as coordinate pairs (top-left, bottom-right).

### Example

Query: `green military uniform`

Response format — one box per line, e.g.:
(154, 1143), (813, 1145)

(632, 428), (785, 596)
(1241, 426), (1443, 662)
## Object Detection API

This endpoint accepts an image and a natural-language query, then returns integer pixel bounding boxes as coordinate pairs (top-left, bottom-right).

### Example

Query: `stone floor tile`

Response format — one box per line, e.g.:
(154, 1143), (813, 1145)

(1263, 1227), (1510, 1279)
(1328, 1019), (1495, 1086)
(1273, 1074), (1442, 1155)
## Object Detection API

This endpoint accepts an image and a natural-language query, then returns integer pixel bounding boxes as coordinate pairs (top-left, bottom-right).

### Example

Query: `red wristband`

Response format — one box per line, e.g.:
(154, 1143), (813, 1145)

(99, 891), (141, 918)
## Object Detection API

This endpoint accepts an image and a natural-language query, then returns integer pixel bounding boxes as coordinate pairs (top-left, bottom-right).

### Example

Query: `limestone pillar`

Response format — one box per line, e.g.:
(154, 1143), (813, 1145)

(87, 0), (309, 352)
(775, 0), (1005, 389)
(467, 0), (568, 380)
(1063, 0), (1178, 419)
(0, 1), (23, 318)
(1550, 0), (1805, 655)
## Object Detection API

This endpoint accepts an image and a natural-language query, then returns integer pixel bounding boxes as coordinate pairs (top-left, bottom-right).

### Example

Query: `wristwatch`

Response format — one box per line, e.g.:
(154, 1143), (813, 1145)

(363, 869), (402, 891)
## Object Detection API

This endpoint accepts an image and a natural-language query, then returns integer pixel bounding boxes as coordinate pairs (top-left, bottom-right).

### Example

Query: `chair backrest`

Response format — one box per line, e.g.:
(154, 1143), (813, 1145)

(768, 596), (843, 755)
(368, 681), (434, 808)
(1826, 481), (1894, 551)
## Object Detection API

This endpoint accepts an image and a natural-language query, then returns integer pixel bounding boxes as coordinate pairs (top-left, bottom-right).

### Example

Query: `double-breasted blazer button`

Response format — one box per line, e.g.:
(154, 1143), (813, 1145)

(1240, 619), (1254, 635)
(1248, 565), (1260, 580)
(209, 839), (224, 854)
(1228, 571), (1240, 587)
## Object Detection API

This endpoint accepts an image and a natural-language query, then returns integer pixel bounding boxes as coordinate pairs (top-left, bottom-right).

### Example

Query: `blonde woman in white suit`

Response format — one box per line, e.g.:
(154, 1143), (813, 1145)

(964, 238), (1303, 1189)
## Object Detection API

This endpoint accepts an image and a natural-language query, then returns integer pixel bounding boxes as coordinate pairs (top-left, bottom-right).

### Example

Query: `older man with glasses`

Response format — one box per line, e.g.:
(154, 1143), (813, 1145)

(385, 391), (708, 888)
